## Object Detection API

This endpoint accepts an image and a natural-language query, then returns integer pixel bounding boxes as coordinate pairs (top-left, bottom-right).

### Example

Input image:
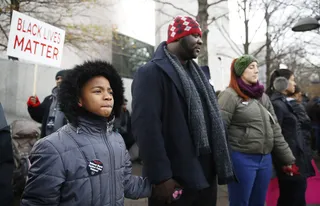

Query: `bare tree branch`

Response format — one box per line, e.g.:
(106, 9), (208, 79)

(252, 44), (266, 56)
(0, 24), (8, 40)
(207, 0), (227, 9)
(156, 20), (173, 33)
(216, 23), (243, 55)
(0, 43), (7, 49)
(237, 0), (245, 11)
(153, 0), (195, 17)
(216, 52), (237, 59)
(207, 12), (228, 25)
(249, 18), (264, 44)
(154, 3), (175, 33)
(155, 8), (175, 18)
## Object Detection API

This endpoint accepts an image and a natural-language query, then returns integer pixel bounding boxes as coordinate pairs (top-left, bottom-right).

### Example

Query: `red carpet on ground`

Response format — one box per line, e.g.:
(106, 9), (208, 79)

(266, 160), (320, 206)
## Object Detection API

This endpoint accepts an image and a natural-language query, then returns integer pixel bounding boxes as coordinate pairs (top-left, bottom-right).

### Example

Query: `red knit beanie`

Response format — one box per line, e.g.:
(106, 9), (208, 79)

(167, 16), (202, 44)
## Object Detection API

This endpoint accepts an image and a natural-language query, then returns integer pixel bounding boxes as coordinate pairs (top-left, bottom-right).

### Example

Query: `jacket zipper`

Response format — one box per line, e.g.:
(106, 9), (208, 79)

(102, 131), (116, 205)
(257, 101), (268, 153)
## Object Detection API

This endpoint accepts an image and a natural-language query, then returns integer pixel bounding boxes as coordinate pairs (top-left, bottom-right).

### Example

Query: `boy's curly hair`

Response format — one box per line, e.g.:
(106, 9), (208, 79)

(58, 60), (124, 124)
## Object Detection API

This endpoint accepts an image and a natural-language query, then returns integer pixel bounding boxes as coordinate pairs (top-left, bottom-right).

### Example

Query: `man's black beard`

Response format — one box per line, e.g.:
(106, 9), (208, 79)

(179, 38), (193, 60)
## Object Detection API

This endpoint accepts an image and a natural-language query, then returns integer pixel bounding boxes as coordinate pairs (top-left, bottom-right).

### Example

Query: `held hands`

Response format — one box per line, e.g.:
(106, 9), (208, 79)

(282, 164), (300, 176)
(152, 178), (182, 204)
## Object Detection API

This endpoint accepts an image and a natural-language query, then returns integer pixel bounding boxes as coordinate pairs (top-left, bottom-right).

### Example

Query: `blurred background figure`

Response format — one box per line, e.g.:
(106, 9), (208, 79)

(115, 98), (139, 162)
(306, 96), (320, 157)
(26, 70), (68, 138)
(0, 103), (14, 206)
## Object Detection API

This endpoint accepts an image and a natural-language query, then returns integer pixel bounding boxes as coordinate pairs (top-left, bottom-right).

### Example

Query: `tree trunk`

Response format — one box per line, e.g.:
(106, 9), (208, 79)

(243, 0), (249, 54)
(197, 0), (209, 66)
(265, 12), (272, 87)
(244, 19), (249, 54)
(8, 0), (20, 61)
(10, 0), (20, 23)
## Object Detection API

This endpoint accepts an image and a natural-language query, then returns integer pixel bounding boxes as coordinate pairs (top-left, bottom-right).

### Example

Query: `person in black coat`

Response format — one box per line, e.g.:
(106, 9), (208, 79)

(27, 70), (68, 138)
(306, 96), (320, 155)
(115, 99), (135, 149)
(131, 16), (234, 206)
(288, 85), (314, 163)
(267, 70), (315, 206)
(0, 103), (14, 206)
(114, 99), (140, 161)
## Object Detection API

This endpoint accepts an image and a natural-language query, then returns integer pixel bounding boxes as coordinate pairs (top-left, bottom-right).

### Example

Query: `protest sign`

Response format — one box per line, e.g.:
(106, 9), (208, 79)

(7, 11), (65, 95)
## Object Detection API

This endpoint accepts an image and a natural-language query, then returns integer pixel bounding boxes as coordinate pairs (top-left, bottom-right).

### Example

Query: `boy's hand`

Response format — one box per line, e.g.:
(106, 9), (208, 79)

(152, 178), (182, 203)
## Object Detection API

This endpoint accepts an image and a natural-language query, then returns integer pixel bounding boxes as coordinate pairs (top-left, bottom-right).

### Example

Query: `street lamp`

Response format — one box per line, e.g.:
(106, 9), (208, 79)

(292, 16), (320, 32)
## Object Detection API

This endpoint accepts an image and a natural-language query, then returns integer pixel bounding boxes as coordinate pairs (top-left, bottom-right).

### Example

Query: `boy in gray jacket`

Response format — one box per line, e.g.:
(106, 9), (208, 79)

(21, 60), (151, 206)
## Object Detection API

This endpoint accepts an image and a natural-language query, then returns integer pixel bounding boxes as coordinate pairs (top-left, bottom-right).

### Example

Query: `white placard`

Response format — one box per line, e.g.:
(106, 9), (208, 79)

(7, 11), (65, 68)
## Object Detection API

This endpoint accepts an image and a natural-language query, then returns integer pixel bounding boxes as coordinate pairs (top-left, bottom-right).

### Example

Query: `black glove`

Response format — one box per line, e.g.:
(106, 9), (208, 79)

(152, 178), (182, 203)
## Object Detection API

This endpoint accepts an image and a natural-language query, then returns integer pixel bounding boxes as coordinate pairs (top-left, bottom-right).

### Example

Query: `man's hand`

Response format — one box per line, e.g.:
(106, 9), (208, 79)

(283, 164), (300, 176)
(152, 178), (182, 204)
(27, 96), (40, 107)
(29, 96), (37, 104)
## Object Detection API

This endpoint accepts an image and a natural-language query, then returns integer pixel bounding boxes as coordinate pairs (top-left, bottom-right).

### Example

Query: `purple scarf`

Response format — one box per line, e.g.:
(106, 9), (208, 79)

(236, 78), (264, 99)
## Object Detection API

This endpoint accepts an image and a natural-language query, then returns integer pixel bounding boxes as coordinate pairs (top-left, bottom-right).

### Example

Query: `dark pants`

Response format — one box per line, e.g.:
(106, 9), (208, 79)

(148, 180), (217, 206)
(277, 175), (307, 206)
(228, 151), (272, 206)
(313, 123), (320, 153)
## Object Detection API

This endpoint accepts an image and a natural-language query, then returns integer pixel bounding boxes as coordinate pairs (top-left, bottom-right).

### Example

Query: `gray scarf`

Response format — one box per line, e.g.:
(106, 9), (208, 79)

(164, 46), (234, 184)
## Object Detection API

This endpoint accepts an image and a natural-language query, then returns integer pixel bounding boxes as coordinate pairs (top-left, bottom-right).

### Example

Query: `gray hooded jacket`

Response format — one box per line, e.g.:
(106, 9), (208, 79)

(21, 116), (151, 206)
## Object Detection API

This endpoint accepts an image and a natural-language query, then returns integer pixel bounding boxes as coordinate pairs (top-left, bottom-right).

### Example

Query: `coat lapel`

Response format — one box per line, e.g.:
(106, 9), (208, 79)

(153, 58), (185, 99)
(151, 41), (186, 99)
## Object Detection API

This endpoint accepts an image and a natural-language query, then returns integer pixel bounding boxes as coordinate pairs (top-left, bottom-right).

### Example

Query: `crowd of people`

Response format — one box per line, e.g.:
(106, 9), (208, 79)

(0, 15), (319, 206)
